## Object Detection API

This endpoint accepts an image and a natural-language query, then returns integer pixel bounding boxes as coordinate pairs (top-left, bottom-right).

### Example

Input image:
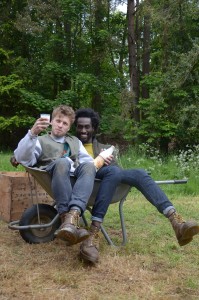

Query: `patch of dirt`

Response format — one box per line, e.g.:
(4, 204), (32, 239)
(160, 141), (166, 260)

(1, 196), (199, 299)
(1, 218), (199, 300)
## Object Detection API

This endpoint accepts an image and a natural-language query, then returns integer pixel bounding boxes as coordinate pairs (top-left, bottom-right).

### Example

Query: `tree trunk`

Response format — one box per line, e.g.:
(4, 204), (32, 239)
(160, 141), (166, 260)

(91, 0), (105, 113)
(63, 20), (72, 90)
(127, 0), (140, 122)
(142, 13), (150, 99)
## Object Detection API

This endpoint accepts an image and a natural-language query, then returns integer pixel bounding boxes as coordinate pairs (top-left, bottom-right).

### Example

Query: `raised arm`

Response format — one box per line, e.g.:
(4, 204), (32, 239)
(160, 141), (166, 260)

(14, 116), (50, 166)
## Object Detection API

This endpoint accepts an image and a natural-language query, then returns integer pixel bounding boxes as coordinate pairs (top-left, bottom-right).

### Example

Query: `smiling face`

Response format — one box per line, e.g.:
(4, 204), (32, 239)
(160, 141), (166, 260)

(51, 113), (71, 138)
(75, 117), (95, 144)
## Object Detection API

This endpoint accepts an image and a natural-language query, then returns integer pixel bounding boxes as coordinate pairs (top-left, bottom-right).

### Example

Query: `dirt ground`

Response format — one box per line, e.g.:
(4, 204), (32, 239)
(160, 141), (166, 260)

(1, 196), (199, 299)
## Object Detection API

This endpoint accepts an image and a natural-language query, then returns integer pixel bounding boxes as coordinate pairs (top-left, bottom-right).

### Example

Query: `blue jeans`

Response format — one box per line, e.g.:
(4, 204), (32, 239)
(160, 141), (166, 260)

(120, 169), (174, 214)
(91, 165), (122, 221)
(45, 158), (96, 215)
(91, 167), (174, 222)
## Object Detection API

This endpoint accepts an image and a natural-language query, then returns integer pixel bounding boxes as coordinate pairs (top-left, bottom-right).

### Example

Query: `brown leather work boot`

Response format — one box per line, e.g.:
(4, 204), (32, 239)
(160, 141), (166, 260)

(167, 209), (199, 246)
(55, 210), (89, 245)
(80, 224), (100, 263)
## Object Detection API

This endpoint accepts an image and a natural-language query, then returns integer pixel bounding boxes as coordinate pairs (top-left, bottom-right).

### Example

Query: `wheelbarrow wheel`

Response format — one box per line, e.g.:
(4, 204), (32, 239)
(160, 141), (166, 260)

(19, 204), (61, 244)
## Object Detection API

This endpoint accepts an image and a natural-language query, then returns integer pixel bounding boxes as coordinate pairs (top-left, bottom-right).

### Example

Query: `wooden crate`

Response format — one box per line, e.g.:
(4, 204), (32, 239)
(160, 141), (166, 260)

(0, 172), (53, 222)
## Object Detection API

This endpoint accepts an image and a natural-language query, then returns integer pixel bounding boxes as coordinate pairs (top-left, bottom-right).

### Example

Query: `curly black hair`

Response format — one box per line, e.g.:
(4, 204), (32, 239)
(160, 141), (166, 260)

(74, 108), (100, 131)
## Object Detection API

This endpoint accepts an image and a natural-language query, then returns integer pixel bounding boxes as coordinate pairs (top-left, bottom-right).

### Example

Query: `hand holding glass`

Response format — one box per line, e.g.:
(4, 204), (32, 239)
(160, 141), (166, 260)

(40, 114), (51, 122)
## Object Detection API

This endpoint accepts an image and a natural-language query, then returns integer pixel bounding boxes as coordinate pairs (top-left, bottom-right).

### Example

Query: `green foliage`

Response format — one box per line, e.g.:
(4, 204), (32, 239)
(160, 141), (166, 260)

(138, 95), (177, 143)
(0, 74), (23, 96)
(19, 89), (53, 113)
(100, 112), (127, 138)
(140, 72), (164, 89)
(0, 115), (34, 131)
(42, 62), (70, 79)
(0, 0), (198, 150)
(54, 90), (77, 107)
(118, 143), (199, 196)
(0, 115), (35, 150)
(59, 0), (87, 18)
(0, 47), (10, 62)
(172, 145), (199, 177)
(138, 41), (199, 147)
(176, 104), (199, 145)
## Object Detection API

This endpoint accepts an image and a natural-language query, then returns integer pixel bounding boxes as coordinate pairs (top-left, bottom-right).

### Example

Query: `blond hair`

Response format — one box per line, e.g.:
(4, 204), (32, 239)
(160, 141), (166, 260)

(52, 105), (75, 124)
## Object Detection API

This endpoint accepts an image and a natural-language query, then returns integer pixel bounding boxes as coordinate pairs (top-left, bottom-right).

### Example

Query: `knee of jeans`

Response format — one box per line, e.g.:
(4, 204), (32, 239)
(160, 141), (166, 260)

(106, 166), (122, 181)
(133, 169), (148, 180)
(54, 158), (70, 175)
(80, 162), (96, 176)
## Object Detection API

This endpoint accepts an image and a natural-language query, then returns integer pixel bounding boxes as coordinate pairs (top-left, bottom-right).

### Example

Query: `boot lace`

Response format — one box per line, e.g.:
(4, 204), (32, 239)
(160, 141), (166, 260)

(61, 210), (80, 227)
(69, 210), (80, 227)
(89, 231), (99, 249)
(173, 213), (185, 223)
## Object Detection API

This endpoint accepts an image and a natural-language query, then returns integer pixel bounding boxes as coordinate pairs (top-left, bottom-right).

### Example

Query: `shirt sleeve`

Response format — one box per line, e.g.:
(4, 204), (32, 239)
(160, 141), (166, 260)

(78, 140), (94, 164)
(14, 130), (42, 166)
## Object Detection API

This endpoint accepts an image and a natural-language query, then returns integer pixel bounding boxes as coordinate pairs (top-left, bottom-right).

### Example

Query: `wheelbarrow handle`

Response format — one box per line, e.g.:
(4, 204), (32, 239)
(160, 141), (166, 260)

(155, 179), (188, 185)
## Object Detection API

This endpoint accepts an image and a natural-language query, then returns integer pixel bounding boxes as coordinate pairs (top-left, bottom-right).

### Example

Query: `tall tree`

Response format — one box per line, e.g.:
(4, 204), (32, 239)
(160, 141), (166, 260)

(90, 0), (107, 112)
(141, 2), (150, 99)
(127, 0), (140, 122)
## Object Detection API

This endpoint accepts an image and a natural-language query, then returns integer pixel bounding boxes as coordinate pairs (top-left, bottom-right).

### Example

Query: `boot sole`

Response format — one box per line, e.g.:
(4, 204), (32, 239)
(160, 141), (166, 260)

(65, 232), (90, 246)
(55, 230), (89, 243)
(56, 228), (77, 244)
(178, 225), (199, 246)
(181, 225), (199, 239)
(178, 238), (193, 246)
(79, 249), (99, 263)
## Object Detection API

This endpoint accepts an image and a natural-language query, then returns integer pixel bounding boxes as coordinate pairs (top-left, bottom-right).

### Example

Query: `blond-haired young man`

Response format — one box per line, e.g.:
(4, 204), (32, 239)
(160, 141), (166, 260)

(14, 105), (96, 245)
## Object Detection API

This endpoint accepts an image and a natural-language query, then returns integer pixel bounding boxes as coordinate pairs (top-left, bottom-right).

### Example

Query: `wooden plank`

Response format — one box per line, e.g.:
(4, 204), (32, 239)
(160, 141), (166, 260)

(0, 172), (53, 222)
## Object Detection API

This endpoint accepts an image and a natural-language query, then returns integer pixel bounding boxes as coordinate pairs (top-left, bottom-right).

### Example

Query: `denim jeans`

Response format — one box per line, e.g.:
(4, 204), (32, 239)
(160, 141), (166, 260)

(45, 158), (96, 215)
(119, 169), (174, 214)
(91, 165), (122, 221)
(91, 167), (174, 222)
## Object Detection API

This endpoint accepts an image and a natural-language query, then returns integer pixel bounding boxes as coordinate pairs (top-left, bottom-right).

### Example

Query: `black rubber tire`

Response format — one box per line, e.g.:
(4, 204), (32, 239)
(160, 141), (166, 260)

(19, 204), (61, 244)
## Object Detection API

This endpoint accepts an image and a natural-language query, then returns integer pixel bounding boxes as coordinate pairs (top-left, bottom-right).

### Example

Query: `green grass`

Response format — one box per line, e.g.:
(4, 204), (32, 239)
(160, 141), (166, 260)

(118, 146), (199, 196)
(0, 151), (24, 172)
(0, 150), (199, 299)
(1, 195), (199, 299)
(1, 147), (199, 195)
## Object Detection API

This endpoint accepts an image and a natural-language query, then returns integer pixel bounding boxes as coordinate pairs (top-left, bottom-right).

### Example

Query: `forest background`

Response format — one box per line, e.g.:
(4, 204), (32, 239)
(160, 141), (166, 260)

(0, 0), (199, 152)
(0, 3), (199, 298)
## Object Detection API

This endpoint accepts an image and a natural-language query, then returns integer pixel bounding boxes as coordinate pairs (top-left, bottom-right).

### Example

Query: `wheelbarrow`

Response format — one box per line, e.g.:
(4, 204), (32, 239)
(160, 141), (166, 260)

(8, 166), (188, 246)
